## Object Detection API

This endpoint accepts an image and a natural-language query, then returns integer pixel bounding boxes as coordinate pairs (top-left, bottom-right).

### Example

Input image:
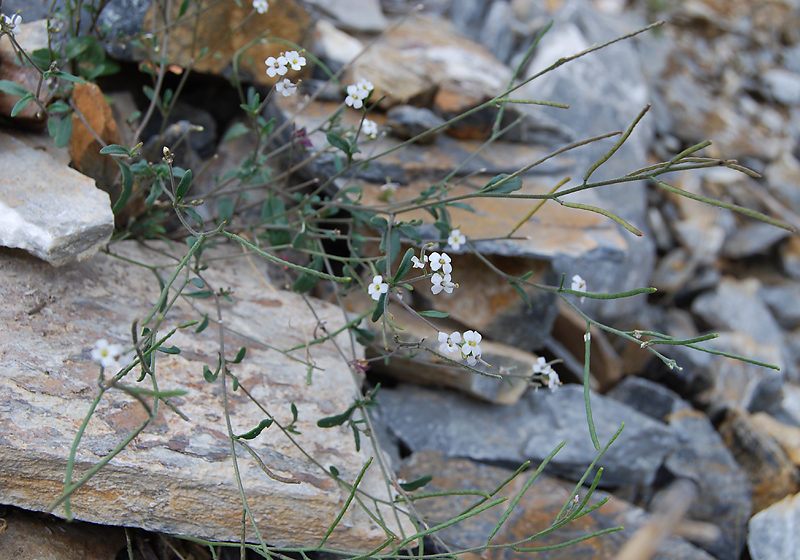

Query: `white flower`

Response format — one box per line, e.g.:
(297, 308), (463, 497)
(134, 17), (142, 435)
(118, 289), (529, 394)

(355, 78), (374, 97)
(252, 0), (268, 14)
(428, 252), (452, 275)
(431, 272), (457, 295)
(571, 274), (587, 303)
(362, 118), (378, 139)
(447, 229), (465, 251)
(461, 330), (482, 361)
(265, 55), (288, 77)
(368, 275), (389, 301)
(411, 254), (427, 269)
(545, 370), (561, 392)
(91, 339), (124, 369)
(1, 13), (21, 33)
(284, 50), (306, 71)
(275, 78), (297, 97)
(532, 356), (552, 375)
(438, 331), (462, 354)
(345, 84), (365, 109)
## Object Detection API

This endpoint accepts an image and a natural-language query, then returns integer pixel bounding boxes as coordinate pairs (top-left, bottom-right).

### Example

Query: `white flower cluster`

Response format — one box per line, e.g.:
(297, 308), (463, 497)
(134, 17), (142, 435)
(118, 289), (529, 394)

(362, 118), (379, 139)
(438, 330), (484, 366)
(90, 339), (129, 371)
(345, 78), (374, 109)
(532, 356), (560, 392)
(1, 12), (22, 34)
(252, 0), (268, 14)
(265, 50), (306, 96)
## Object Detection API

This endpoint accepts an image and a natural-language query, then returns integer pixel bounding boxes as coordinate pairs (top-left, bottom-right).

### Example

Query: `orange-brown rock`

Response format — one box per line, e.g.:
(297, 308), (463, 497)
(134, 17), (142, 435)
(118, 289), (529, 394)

(143, 0), (314, 86)
(70, 82), (123, 195)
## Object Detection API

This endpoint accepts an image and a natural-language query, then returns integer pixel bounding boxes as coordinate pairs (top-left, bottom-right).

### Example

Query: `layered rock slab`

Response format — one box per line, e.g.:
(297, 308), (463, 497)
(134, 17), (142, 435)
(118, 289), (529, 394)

(0, 241), (408, 550)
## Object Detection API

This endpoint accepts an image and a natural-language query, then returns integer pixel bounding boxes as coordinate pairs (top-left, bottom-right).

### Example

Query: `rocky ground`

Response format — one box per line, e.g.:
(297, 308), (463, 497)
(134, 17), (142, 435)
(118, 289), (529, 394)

(1, 0), (799, 559)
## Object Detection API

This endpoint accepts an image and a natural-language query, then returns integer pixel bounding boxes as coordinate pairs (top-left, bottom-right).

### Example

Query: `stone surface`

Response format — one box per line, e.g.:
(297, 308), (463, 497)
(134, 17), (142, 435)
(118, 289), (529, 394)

(305, 0), (387, 32)
(751, 411), (800, 466)
(662, 408), (752, 560)
(398, 450), (716, 560)
(0, 505), (125, 560)
(138, 0), (314, 86)
(385, 105), (447, 144)
(747, 491), (800, 560)
(0, 132), (113, 266)
(0, 241), (410, 550)
(718, 407), (799, 513)
(607, 376), (689, 422)
(378, 384), (676, 487)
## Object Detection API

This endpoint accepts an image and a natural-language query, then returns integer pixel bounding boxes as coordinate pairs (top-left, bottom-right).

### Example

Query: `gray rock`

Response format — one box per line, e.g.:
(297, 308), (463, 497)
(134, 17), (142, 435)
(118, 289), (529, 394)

(304, 0), (387, 32)
(663, 409), (752, 560)
(759, 283), (800, 329)
(691, 278), (784, 345)
(721, 221), (793, 259)
(378, 383), (676, 487)
(0, 241), (410, 550)
(763, 68), (800, 106)
(607, 376), (689, 421)
(385, 105), (447, 144)
(0, 133), (113, 266)
(748, 492), (800, 560)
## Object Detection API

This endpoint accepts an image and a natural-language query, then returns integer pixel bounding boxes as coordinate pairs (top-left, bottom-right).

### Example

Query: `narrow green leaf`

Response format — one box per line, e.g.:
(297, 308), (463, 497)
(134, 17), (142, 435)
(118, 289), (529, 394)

(175, 169), (192, 201)
(396, 223), (422, 244)
(185, 290), (213, 298)
(183, 208), (204, 227)
(230, 346), (246, 364)
(157, 345), (180, 354)
(190, 278), (204, 288)
(392, 248), (415, 283)
(223, 122), (251, 143)
(371, 291), (387, 322)
(48, 100), (71, 114)
(418, 310), (450, 318)
(0, 79), (30, 98)
(10, 94), (34, 117)
(179, 0), (190, 16)
(399, 474), (432, 491)
(203, 364), (218, 382)
(326, 132), (351, 154)
(480, 173), (523, 194)
(217, 197), (233, 224)
(195, 314), (209, 333)
(53, 116), (73, 148)
(510, 282), (532, 307)
(317, 406), (354, 428)
(235, 419), (273, 440)
(112, 161), (133, 215)
(65, 36), (95, 59)
(99, 144), (131, 156)
(53, 71), (87, 84)
(329, 465), (340, 477)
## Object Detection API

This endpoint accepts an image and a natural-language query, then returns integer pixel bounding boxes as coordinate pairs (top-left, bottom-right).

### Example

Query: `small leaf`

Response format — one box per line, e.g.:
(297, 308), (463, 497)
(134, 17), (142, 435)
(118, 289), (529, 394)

(65, 36), (95, 59)
(480, 173), (523, 194)
(203, 364), (219, 382)
(100, 144), (132, 156)
(510, 282), (531, 307)
(326, 132), (350, 154)
(48, 100), (71, 114)
(230, 346), (246, 364)
(190, 278), (204, 288)
(217, 197), (233, 224)
(185, 289), (213, 298)
(393, 248), (415, 283)
(53, 71), (87, 84)
(397, 223), (422, 244)
(53, 116), (73, 148)
(175, 169), (192, 201)
(223, 122), (251, 143)
(183, 207), (204, 226)
(236, 419), (273, 440)
(0, 80), (31, 98)
(10, 94), (34, 117)
(399, 474), (432, 491)
(371, 291), (387, 323)
(112, 161), (133, 215)
(195, 314), (209, 333)
(157, 345), (181, 354)
(418, 310), (450, 318)
(329, 465), (340, 477)
(317, 406), (354, 428)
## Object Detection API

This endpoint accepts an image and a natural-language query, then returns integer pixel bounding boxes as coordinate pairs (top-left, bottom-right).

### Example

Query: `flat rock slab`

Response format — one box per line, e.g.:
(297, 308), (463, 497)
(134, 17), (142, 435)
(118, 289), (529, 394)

(0, 241), (408, 550)
(0, 132), (113, 266)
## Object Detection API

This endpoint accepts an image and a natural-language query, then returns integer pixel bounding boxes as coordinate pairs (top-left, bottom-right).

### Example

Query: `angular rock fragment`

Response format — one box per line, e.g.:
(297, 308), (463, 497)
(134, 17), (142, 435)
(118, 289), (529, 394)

(0, 132), (113, 266)
(0, 241), (409, 550)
